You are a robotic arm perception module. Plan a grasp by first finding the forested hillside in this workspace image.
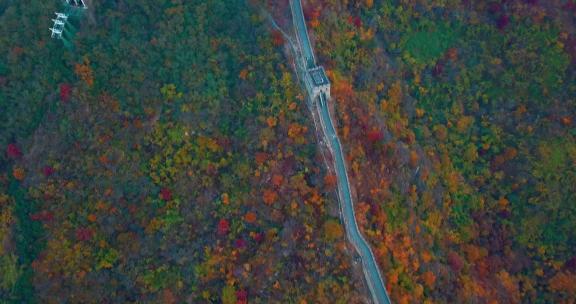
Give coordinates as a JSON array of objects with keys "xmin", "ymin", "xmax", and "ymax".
[
  {"xmin": 0, "ymin": 1, "xmax": 368, "ymax": 303},
  {"xmin": 3, "ymin": 0, "xmax": 575, "ymax": 303},
  {"xmin": 288, "ymin": 0, "xmax": 575, "ymax": 303}
]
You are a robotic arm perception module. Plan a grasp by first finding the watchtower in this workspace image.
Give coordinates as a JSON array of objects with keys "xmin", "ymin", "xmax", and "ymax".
[{"xmin": 304, "ymin": 66, "xmax": 331, "ymax": 101}]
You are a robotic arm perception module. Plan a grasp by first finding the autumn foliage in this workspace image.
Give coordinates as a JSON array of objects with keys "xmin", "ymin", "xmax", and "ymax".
[
  {"xmin": 271, "ymin": 30, "xmax": 284, "ymax": 47},
  {"xmin": 74, "ymin": 57, "xmax": 94, "ymax": 87},
  {"xmin": 244, "ymin": 211, "xmax": 257, "ymax": 224},
  {"xmin": 59, "ymin": 83, "xmax": 72, "ymax": 103},
  {"xmin": 12, "ymin": 167, "xmax": 25, "ymax": 181},
  {"xmin": 160, "ymin": 187, "xmax": 172, "ymax": 201},
  {"xmin": 6, "ymin": 143, "xmax": 22, "ymax": 159},
  {"xmin": 301, "ymin": 0, "xmax": 576, "ymax": 302},
  {"xmin": 2, "ymin": 0, "xmax": 573, "ymax": 303},
  {"xmin": 75, "ymin": 227, "xmax": 94, "ymax": 241},
  {"xmin": 0, "ymin": 0, "xmax": 370, "ymax": 302},
  {"xmin": 217, "ymin": 219, "xmax": 230, "ymax": 236},
  {"xmin": 262, "ymin": 189, "xmax": 278, "ymax": 205}
]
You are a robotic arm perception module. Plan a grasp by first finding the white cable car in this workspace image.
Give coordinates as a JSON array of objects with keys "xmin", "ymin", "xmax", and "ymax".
[{"xmin": 65, "ymin": 0, "xmax": 87, "ymax": 9}]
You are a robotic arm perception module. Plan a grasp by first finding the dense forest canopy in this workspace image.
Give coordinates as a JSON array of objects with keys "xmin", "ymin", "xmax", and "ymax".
[
  {"xmin": 1, "ymin": 0, "xmax": 369, "ymax": 303},
  {"xmin": 1, "ymin": 0, "xmax": 575, "ymax": 303},
  {"xmin": 282, "ymin": 0, "xmax": 574, "ymax": 303}
]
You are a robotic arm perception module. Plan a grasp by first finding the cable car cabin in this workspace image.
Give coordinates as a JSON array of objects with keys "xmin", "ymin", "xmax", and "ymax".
[
  {"xmin": 304, "ymin": 66, "xmax": 330, "ymax": 101},
  {"xmin": 65, "ymin": 0, "xmax": 87, "ymax": 8}
]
